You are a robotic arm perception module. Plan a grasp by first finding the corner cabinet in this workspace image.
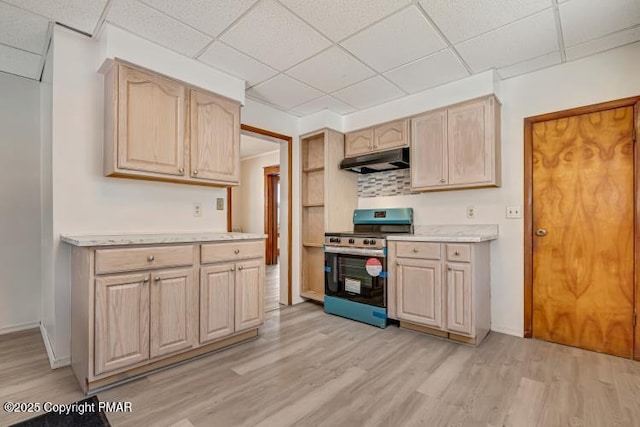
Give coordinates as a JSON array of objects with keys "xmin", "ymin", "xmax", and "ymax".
[
  {"xmin": 300, "ymin": 129, "xmax": 358, "ymax": 302},
  {"xmin": 70, "ymin": 238, "xmax": 265, "ymax": 393},
  {"xmin": 345, "ymin": 119, "xmax": 409, "ymax": 158},
  {"xmin": 411, "ymin": 95, "xmax": 501, "ymax": 191},
  {"xmin": 388, "ymin": 240, "xmax": 491, "ymax": 345},
  {"xmin": 104, "ymin": 61, "xmax": 240, "ymax": 187}
]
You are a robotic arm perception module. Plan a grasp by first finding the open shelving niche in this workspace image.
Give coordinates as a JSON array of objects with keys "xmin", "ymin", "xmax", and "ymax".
[{"xmin": 300, "ymin": 129, "xmax": 358, "ymax": 302}]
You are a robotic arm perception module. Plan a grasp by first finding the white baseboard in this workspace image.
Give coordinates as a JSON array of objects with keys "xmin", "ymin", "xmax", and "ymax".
[
  {"xmin": 491, "ymin": 324, "xmax": 524, "ymax": 337},
  {"xmin": 0, "ymin": 321, "xmax": 40, "ymax": 335},
  {"xmin": 40, "ymin": 323, "xmax": 71, "ymax": 369}
]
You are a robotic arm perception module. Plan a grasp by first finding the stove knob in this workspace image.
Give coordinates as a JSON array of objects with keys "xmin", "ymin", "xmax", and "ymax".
[
  {"xmin": 329, "ymin": 237, "xmax": 336, "ymax": 243},
  {"xmin": 363, "ymin": 239, "xmax": 370, "ymax": 245},
  {"xmin": 349, "ymin": 238, "xmax": 355, "ymax": 244},
  {"xmin": 369, "ymin": 239, "xmax": 376, "ymax": 245}
]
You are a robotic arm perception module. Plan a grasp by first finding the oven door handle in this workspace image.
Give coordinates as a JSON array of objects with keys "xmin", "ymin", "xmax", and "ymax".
[{"xmin": 323, "ymin": 246, "xmax": 386, "ymax": 258}]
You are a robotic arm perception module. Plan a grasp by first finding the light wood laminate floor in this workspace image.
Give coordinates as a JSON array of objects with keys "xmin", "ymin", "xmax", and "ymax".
[{"xmin": 2, "ymin": 303, "xmax": 640, "ymax": 427}]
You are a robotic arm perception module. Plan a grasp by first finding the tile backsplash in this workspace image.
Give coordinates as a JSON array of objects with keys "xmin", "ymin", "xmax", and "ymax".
[{"xmin": 358, "ymin": 169, "xmax": 418, "ymax": 198}]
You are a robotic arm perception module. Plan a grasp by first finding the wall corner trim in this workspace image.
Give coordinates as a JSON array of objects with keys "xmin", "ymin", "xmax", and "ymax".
[{"xmin": 40, "ymin": 323, "xmax": 71, "ymax": 369}]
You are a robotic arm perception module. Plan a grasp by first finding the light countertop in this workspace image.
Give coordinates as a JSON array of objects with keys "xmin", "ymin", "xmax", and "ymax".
[
  {"xmin": 60, "ymin": 232, "xmax": 267, "ymax": 247},
  {"xmin": 387, "ymin": 224, "xmax": 498, "ymax": 243}
]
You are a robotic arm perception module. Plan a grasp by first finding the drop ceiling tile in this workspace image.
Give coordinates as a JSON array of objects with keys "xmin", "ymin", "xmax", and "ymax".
[
  {"xmin": 220, "ymin": 0, "xmax": 331, "ymax": 71},
  {"xmin": 279, "ymin": 0, "xmax": 411, "ymax": 41},
  {"xmin": 419, "ymin": 0, "xmax": 551, "ymax": 44},
  {"xmin": 497, "ymin": 51, "xmax": 561, "ymax": 79},
  {"xmin": 3, "ymin": 0, "xmax": 107, "ymax": 34},
  {"xmin": 341, "ymin": 6, "xmax": 446, "ymax": 72},
  {"xmin": 139, "ymin": 0, "xmax": 257, "ymax": 37},
  {"xmin": 560, "ymin": 0, "xmax": 640, "ymax": 46},
  {"xmin": 332, "ymin": 76, "xmax": 404, "ymax": 110},
  {"xmin": 455, "ymin": 9, "xmax": 558, "ymax": 72},
  {"xmin": 107, "ymin": 0, "xmax": 212, "ymax": 57},
  {"xmin": 291, "ymin": 95, "xmax": 356, "ymax": 116},
  {"xmin": 0, "ymin": 44, "xmax": 41, "ymax": 79},
  {"xmin": 566, "ymin": 26, "xmax": 640, "ymax": 60},
  {"xmin": 286, "ymin": 47, "xmax": 375, "ymax": 93},
  {"xmin": 0, "ymin": 3, "xmax": 49, "ymax": 54},
  {"xmin": 384, "ymin": 49, "xmax": 469, "ymax": 94},
  {"xmin": 246, "ymin": 74, "xmax": 323, "ymax": 110},
  {"xmin": 198, "ymin": 42, "xmax": 278, "ymax": 87}
]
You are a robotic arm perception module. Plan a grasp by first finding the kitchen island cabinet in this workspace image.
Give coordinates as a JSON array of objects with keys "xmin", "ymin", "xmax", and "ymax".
[{"xmin": 62, "ymin": 232, "xmax": 265, "ymax": 393}]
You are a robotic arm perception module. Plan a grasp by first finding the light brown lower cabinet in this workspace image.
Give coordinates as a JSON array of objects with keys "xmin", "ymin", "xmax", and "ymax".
[
  {"xmin": 71, "ymin": 239, "xmax": 265, "ymax": 393},
  {"xmin": 388, "ymin": 240, "xmax": 491, "ymax": 345}
]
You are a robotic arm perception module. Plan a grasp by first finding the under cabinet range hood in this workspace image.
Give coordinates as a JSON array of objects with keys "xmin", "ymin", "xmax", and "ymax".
[{"xmin": 339, "ymin": 147, "xmax": 410, "ymax": 174}]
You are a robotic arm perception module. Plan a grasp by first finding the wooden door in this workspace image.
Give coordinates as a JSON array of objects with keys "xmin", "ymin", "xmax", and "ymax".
[
  {"xmin": 396, "ymin": 258, "xmax": 443, "ymax": 328},
  {"xmin": 190, "ymin": 89, "xmax": 240, "ymax": 183},
  {"xmin": 149, "ymin": 268, "xmax": 197, "ymax": 358},
  {"xmin": 446, "ymin": 262, "xmax": 473, "ymax": 335},
  {"xmin": 117, "ymin": 64, "xmax": 186, "ymax": 176},
  {"xmin": 235, "ymin": 259, "xmax": 265, "ymax": 332},
  {"xmin": 373, "ymin": 120, "xmax": 408, "ymax": 151},
  {"xmin": 95, "ymin": 272, "xmax": 150, "ymax": 375},
  {"xmin": 345, "ymin": 129, "xmax": 373, "ymax": 157},
  {"xmin": 200, "ymin": 264, "xmax": 235, "ymax": 343},
  {"xmin": 411, "ymin": 110, "xmax": 448, "ymax": 189},
  {"xmin": 532, "ymin": 106, "xmax": 635, "ymax": 357},
  {"xmin": 448, "ymin": 97, "xmax": 493, "ymax": 185},
  {"xmin": 264, "ymin": 165, "xmax": 280, "ymax": 265}
]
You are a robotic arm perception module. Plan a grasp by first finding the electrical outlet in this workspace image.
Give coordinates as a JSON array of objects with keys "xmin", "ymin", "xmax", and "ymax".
[
  {"xmin": 193, "ymin": 203, "xmax": 202, "ymax": 217},
  {"xmin": 466, "ymin": 206, "xmax": 476, "ymax": 219},
  {"xmin": 216, "ymin": 198, "xmax": 224, "ymax": 210},
  {"xmin": 506, "ymin": 206, "xmax": 521, "ymax": 219}
]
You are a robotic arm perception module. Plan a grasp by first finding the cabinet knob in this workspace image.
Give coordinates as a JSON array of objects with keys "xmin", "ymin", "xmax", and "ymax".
[
  {"xmin": 439, "ymin": 178, "xmax": 446, "ymax": 183},
  {"xmin": 154, "ymin": 276, "xmax": 161, "ymax": 282},
  {"xmin": 231, "ymin": 267, "xmax": 235, "ymax": 271},
  {"xmin": 454, "ymin": 250, "xmax": 460, "ymax": 256},
  {"xmin": 143, "ymin": 277, "xmax": 149, "ymax": 283},
  {"xmin": 147, "ymin": 255, "xmax": 155, "ymax": 262},
  {"xmin": 238, "ymin": 266, "xmax": 243, "ymax": 271},
  {"xmin": 412, "ymin": 248, "xmax": 418, "ymax": 253},
  {"xmin": 234, "ymin": 249, "xmax": 240, "ymax": 254},
  {"xmin": 193, "ymin": 170, "xmax": 199, "ymax": 175},
  {"xmin": 178, "ymin": 167, "xmax": 184, "ymax": 174}
]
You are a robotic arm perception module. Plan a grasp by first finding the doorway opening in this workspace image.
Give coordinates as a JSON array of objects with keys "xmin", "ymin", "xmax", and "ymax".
[{"xmin": 228, "ymin": 124, "xmax": 293, "ymax": 310}]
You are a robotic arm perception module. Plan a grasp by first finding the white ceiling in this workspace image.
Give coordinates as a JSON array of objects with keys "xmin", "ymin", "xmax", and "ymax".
[
  {"xmin": 240, "ymin": 133, "xmax": 280, "ymax": 160},
  {"xmin": 1, "ymin": 0, "xmax": 639, "ymax": 114}
]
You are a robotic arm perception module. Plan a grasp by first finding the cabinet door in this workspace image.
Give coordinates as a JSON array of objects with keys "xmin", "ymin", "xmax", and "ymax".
[
  {"xmin": 373, "ymin": 120, "xmax": 408, "ymax": 151},
  {"xmin": 200, "ymin": 263, "xmax": 235, "ymax": 343},
  {"xmin": 447, "ymin": 98, "xmax": 494, "ymax": 185},
  {"xmin": 396, "ymin": 258, "xmax": 443, "ymax": 328},
  {"xmin": 117, "ymin": 64, "xmax": 186, "ymax": 176},
  {"xmin": 95, "ymin": 272, "xmax": 150, "ymax": 375},
  {"xmin": 345, "ymin": 129, "xmax": 373, "ymax": 157},
  {"xmin": 190, "ymin": 89, "xmax": 240, "ymax": 183},
  {"xmin": 446, "ymin": 262, "xmax": 473, "ymax": 335},
  {"xmin": 411, "ymin": 110, "xmax": 448, "ymax": 189},
  {"xmin": 235, "ymin": 259, "xmax": 265, "ymax": 332},
  {"xmin": 150, "ymin": 268, "xmax": 198, "ymax": 358}
]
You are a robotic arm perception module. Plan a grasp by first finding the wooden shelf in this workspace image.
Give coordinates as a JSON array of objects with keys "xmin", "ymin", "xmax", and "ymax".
[
  {"xmin": 303, "ymin": 243, "xmax": 324, "ymax": 248},
  {"xmin": 300, "ymin": 290, "xmax": 324, "ymax": 303},
  {"xmin": 303, "ymin": 166, "xmax": 325, "ymax": 173}
]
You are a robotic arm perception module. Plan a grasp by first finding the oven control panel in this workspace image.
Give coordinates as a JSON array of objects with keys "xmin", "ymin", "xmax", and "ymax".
[{"xmin": 324, "ymin": 236, "xmax": 385, "ymax": 250}]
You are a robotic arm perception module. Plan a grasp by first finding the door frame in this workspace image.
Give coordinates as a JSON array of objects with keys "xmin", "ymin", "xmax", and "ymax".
[
  {"xmin": 264, "ymin": 165, "xmax": 280, "ymax": 265},
  {"xmin": 523, "ymin": 95, "xmax": 640, "ymax": 359},
  {"xmin": 227, "ymin": 124, "xmax": 293, "ymax": 305}
]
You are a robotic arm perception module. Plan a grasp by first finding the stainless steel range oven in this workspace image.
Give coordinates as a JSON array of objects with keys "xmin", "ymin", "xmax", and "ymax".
[{"xmin": 324, "ymin": 208, "xmax": 413, "ymax": 328}]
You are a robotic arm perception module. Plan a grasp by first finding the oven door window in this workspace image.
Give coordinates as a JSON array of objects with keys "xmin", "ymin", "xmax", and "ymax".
[{"xmin": 325, "ymin": 252, "xmax": 386, "ymax": 307}]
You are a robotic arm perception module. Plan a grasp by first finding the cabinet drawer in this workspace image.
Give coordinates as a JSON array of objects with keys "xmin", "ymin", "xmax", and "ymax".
[
  {"xmin": 95, "ymin": 245, "xmax": 195, "ymax": 275},
  {"xmin": 446, "ymin": 244, "xmax": 471, "ymax": 262},
  {"xmin": 395, "ymin": 242, "xmax": 441, "ymax": 260},
  {"xmin": 201, "ymin": 241, "xmax": 264, "ymax": 264}
]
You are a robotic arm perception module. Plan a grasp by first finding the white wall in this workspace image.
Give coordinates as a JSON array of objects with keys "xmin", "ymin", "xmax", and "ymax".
[
  {"xmin": 0, "ymin": 72, "xmax": 42, "ymax": 334},
  {"xmin": 233, "ymin": 151, "xmax": 281, "ymax": 234},
  {"xmin": 357, "ymin": 42, "xmax": 640, "ymax": 336}
]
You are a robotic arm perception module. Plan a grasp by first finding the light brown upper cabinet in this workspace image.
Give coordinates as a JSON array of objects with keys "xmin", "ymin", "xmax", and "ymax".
[
  {"xmin": 104, "ymin": 61, "xmax": 241, "ymax": 187},
  {"xmin": 411, "ymin": 95, "xmax": 501, "ymax": 191},
  {"xmin": 344, "ymin": 119, "xmax": 409, "ymax": 158}
]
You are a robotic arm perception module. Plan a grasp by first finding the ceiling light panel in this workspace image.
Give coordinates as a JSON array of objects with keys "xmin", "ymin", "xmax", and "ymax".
[
  {"xmin": 384, "ymin": 49, "xmax": 469, "ymax": 94},
  {"xmin": 419, "ymin": 0, "xmax": 551, "ymax": 44},
  {"xmin": 0, "ymin": 2, "xmax": 49, "ymax": 54},
  {"xmin": 246, "ymin": 74, "xmax": 323, "ymax": 110},
  {"xmin": 2, "ymin": 0, "xmax": 107, "ymax": 34},
  {"xmin": 107, "ymin": 0, "xmax": 212, "ymax": 57},
  {"xmin": 455, "ymin": 9, "xmax": 558, "ymax": 72},
  {"xmin": 221, "ymin": 0, "xmax": 331, "ymax": 71},
  {"xmin": 341, "ymin": 6, "xmax": 446, "ymax": 72},
  {"xmin": 199, "ymin": 42, "xmax": 278, "ymax": 87},
  {"xmin": 279, "ymin": 0, "xmax": 411, "ymax": 42},
  {"xmin": 286, "ymin": 47, "xmax": 375, "ymax": 93},
  {"xmin": 139, "ymin": 0, "xmax": 258, "ymax": 37}
]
